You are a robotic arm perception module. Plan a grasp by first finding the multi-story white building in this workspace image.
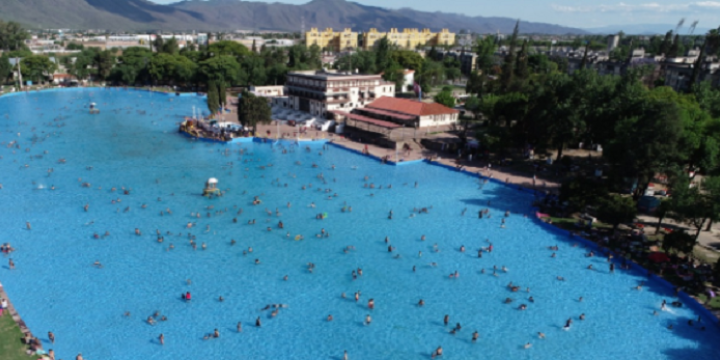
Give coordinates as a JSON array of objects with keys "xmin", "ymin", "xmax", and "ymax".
[{"xmin": 282, "ymin": 69, "xmax": 395, "ymax": 118}]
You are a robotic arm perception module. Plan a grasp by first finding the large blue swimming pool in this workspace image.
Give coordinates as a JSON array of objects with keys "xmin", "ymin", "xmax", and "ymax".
[{"xmin": 0, "ymin": 88, "xmax": 718, "ymax": 360}]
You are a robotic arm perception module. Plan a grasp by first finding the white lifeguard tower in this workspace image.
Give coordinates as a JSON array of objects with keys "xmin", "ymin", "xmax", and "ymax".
[{"xmin": 203, "ymin": 177, "xmax": 220, "ymax": 197}]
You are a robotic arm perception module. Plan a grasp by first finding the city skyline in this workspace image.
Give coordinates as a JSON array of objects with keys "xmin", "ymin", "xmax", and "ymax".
[{"xmin": 148, "ymin": 0, "xmax": 720, "ymax": 29}]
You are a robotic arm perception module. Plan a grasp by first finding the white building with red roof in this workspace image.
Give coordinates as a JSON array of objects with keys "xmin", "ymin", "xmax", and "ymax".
[
  {"xmin": 330, "ymin": 96, "xmax": 459, "ymax": 142},
  {"xmin": 360, "ymin": 96, "xmax": 459, "ymax": 128}
]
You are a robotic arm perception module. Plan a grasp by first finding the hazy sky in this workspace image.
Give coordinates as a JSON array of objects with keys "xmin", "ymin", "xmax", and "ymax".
[{"xmin": 148, "ymin": 0, "xmax": 720, "ymax": 29}]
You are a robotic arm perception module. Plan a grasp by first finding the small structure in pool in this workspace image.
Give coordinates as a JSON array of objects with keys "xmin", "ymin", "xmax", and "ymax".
[
  {"xmin": 89, "ymin": 102, "xmax": 100, "ymax": 114},
  {"xmin": 203, "ymin": 178, "xmax": 221, "ymax": 197}
]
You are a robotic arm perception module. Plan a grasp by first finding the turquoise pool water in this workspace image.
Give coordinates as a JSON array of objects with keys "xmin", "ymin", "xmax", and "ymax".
[{"xmin": 0, "ymin": 89, "xmax": 718, "ymax": 360}]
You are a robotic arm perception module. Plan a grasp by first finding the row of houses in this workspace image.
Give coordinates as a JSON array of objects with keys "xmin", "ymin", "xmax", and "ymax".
[
  {"xmin": 304, "ymin": 28, "xmax": 456, "ymax": 51},
  {"xmin": 548, "ymin": 46, "xmax": 720, "ymax": 92}
]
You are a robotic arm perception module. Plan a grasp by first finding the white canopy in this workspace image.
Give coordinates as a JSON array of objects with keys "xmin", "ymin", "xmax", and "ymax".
[{"xmin": 207, "ymin": 178, "xmax": 218, "ymax": 184}]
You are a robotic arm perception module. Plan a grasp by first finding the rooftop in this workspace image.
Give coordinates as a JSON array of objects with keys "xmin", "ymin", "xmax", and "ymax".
[
  {"xmin": 367, "ymin": 96, "xmax": 459, "ymax": 117},
  {"xmin": 288, "ymin": 69, "xmax": 382, "ymax": 80}
]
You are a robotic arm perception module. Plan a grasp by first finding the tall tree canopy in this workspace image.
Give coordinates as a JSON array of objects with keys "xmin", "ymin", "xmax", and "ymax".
[{"xmin": 237, "ymin": 90, "xmax": 272, "ymax": 134}]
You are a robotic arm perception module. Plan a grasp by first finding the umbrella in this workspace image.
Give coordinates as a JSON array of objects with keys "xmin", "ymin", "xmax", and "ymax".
[{"xmin": 648, "ymin": 252, "xmax": 670, "ymax": 263}]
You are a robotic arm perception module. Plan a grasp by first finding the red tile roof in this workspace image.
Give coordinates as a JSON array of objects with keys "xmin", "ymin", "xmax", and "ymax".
[
  {"xmin": 358, "ymin": 107, "xmax": 416, "ymax": 121},
  {"xmin": 367, "ymin": 96, "xmax": 459, "ymax": 117}
]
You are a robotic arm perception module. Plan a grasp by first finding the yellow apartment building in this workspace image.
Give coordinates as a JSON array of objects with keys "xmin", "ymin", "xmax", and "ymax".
[
  {"xmin": 362, "ymin": 28, "xmax": 455, "ymax": 50},
  {"xmin": 305, "ymin": 28, "xmax": 358, "ymax": 50}
]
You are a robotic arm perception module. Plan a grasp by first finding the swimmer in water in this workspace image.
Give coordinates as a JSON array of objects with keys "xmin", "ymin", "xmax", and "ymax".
[
  {"xmin": 538, "ymin": 332, "xmax": 545, "ymax": 339},
  {"xmin": 431, "ymin": 346, "xmax": 442, "ymax": 359}
]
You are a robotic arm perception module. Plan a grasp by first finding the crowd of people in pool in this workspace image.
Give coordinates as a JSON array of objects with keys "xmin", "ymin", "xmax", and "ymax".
[{"xmin": 0, "ymin": 97, "xmax": 715, "ymax": 360}]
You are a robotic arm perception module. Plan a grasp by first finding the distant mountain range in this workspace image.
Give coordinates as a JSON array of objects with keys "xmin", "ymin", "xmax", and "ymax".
[
  {"xmin": 0, "ymin": 0, "xmax": 586, "ymax": 34},
  {"xmin": 586, "ymin": 24, "xmax": 711, "ymax": 36}
]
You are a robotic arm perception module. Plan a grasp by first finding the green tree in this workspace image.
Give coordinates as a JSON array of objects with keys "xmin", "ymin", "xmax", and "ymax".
[
  {"xmin": 460, "ymin": 96, "xmax": 481, "ymax": 143},
  {"xmin": 66, "ymin": 43, "xmax": 84, "ymax": 51},
  {"xmin": 693, "ymin": 81, "xmax": 720, "ymax": 118},
  {"xmin": 112, "ymin": 47, "xmax": 153, "ymax": 85},
  {"xmin": 375, "ymin": 37, "xmax": 392, "ymax": 73},
  {"xmin": 161, "ymin": 37, "xmax": 179, "ymax": 55},
  {"xmin": 500, "ymin": 20, "xmax": 520, "ymax": 92},
  {"xmin": 0, "ymin": 20, "xmax": 29, "ymax": 51},
  {"xmin": 240, "ymin": 54, "xmax": 267, "ymax": 86},
  {"xmin": 529, "ymin": 71, "xmax": 578, "ymax": 160},
  {"xmin": 391, "ymin": 50, "xmax": 424, "ymax": 71},
  {"xmin": 148, "ymin": 53, "xmax": 176, "ymax": 84},
  {"xmin": 307, "ymin": 44, "xmax": 322, "ymax": 69},
  {"xmin": 173, "ymin": 55, "xmax": 197, "ymax": 85},
  {"xmin": 559, "ymin": 177, "xmax": 608, "ymax": 212},
  {"xmin": 445, "ymin": 66, "xmax": 462, "ymax": 82},
  {"xmin": 654, "ymin": 199, "xmax": 672, "ymax": 234},
  {"xmin": 662, "ymin": 231, "xmax": 696, "ymax": 255},
  {"xmin": 93, "ymin": 50, "xmax": 116, "ymax": 81},
  {"xmin": 152, "ymin": 36, "xmax": 164, "ymax": 53},
  {"xmin": 207, "ymin": 40, "xmax": 251, "ymax": 60},
  {"xmin": 0, "ymin": 53, "xmax": 13, "ymax": 83},
  {"xmin": 466, "ymin": 71, "xmax": 485, "ymax": 97},
  {"xmin": 218, "ymin": 81, "xmax": 226, "ymax": 108},
  {"xmin": 669, "ymin": 177, "xmax": 709, "ymax": 240},
  {"xmin": 333, "ymin": 51, "xmax": 376, "ymax": 73},
  {"xmin": 62, "ymin": 49, "xmax": 95, "ymax": 81},
  {"xmin": 595, "ymin": 195, "xmax": 637, "ymax": 232},
  {"xmin": 474, "ymin": 36, "xmax": 497, "ymax": 74},
  {"xmin": 514, "ymin": 39, "xmax": 529, "ymax": 82},
  {"xmin": 701, "ymin": 176, "xmax": 720, "ymax": 232},
  {"xmin": 199, "ymin": 55, "xmax": 240, "ymax": 85},
  {"xmin": 237, "ymin": 90, "xmax": 272, "ymax": 134},
  {"xmin": 381, "ymin": 62, "xmax": 405, "ymax": 92},
  {"xmin": 434, "ymin": 89, "xmax": 455, "ymax": 108},
  {"xmin": 603, "ymin": 96, "xmax": 683, "ymax": 199},
  {"xmin": 418, "ymin": 59, "xmax": 445, "ymax": 91},
  {"xmin": 691, "ymin": 29, "xmax": 720, "ymax": 89},
  {"xmin": 207, "ymin": 80, "xmax": 220, "ymax": 114},
  {"xmin": 667, "ymin": 34, "xmax": 680, "ymax": 58},
  {"xmin": 19, "ymin": 55, "xmax": 57, "ymax": 83}
]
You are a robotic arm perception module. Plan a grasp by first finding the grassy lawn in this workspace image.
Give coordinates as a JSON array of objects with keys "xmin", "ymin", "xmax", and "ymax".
[
  {"xmin": 695, "ymin": 293, "xmax": 720, "ymax": 310},
  {"xmin": 0, "ymin": 313, "xmax": 29, "ymax": 360},
  {"xmin": 548, "ymin": 217, "xmax": 614, "ymax": 232},
  {"xmin": 548, "ymin": 217, "xmax": 577, "ymax": 231}
]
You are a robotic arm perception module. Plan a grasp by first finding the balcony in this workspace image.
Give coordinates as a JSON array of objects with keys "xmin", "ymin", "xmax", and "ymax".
[{"xmin": 326, "ymin": 97, "xmax": 349, "ymax": 104}]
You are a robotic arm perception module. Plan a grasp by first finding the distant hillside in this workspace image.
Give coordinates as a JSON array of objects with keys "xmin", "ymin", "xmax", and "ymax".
[
  {"xmin": 0, "ymin": 0, "xmax": 209, "ymax": 30},
  {"xmin": 0, "ymin": 0, "xmax": 587, "ymax": 34}
]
